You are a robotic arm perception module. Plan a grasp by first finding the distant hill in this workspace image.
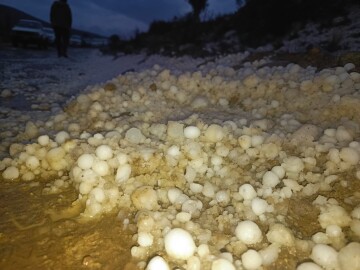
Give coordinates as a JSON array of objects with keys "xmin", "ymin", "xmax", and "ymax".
[{"xmin": 0, "ymin": 4, "xmax": 105, "ymax": 41}]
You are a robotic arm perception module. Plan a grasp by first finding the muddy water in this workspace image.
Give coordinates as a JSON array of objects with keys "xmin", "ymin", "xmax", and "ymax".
[{"xmin": 0, "ymin": 181, "xmax": 138, "ymax": 270}]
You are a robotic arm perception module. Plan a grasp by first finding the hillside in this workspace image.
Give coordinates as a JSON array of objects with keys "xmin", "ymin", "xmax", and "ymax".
[{"xmin": 0, "ymin": 4, "xmax": 105, "ymax": 42}]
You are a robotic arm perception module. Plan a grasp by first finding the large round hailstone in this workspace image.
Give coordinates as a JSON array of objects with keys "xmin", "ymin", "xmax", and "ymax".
[
  {"xmin": 131, "ymin": 186, "xmax": 159, "ymax": 211},
  {"xmin": 77, "ymin": 154, "xmax": 94, "ymax": 170},
  {"xmin": 262, "ymin": 171, "xmax": 280, "ymax": 187},
  {"xmin": 310, "ymin": 244, "xmax": 339, "ymax": 270},
  {"xmin": 2, "ymin": 166, "xmax": 19, "ymax": 180},
  {"xmin": 204, "ymin": 124, "xmax": 224, "ymax": 143},
  {"xmin": 235, "ymin": 220, "xmax": 263, "ymax": 245},
  {"xmin": 92, "ymin": 160, "xmax": 110, "ymax": 176},
  {"xmin": 25, "ymin": 156, "xmax": 40, "ymax": 170},
  {"xmin": 212, "ymin": 258, "xmax": 236, "ymax": 270},
  {"xmin": 125, "ymin": 127, "xmax": 146, "ymax": 144},
  {"xmin": 184, "ymin": 126, "xmax": 201, "ymax": 139},
  {"xmin": 282, "ymin": 156, "xmax": 304, "ymax": 173},
  {"xmin": 146, "ymin": 256, "xmax": 170, "ymax": 270},
  {"xmin": 95, "ymin": 145, "xmax": 113, "ymax": 160},
  {"xmin": 91, "ymin": 187, "xmax": 106, "ymax": 203},
  {"xmin": 296, "ymin": 262, "xmax": 323, "ymax": 270},
  {"xmin": 239, "ymin": 184, "xmax": 257, "ymax": 200},
  {"xmin": 241, "ymin": 249, "xmax": 263, "ymax": 270},
  {"xmin": 137, "ymin": 232, "xmax": 154, "ymax": 247},
  {"xmin": 115, "ymin": 164, "xmax": 131, "ymax": 184},
  {"xmin": 164, "ymin": 228, "xmax": 196, "ymax": 260},
  {"xmin": 339, "ymin": 147, "xmax": 359, "ymax": 165},
  {"xmin": 251, "ymin": 197, "xmax": 269, "ymax": 216},
  {"xmin": 338, "ymin": 242, "xmax": 360, "ymax": 270}
]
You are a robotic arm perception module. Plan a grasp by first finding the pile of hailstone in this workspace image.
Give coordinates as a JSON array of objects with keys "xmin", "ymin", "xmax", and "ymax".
[{"xmin": 1, "ymin": 52, "xmax": 360, "ymax": 269}]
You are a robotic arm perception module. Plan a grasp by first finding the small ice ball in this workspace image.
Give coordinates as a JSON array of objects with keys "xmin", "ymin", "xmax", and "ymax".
[
  {"xmin": 339, "ymin": 147, "xmax": 359, "ymax": 165},
  {"xmin": 215, "ymin": 190, "xmax": 230, "ymax": 204},
  {"xmin": 138, "ymin": 232, "xmax": 154, "ymax": 247},
  {"xmin": 164, "ymin": 228, "xmax": 196, "ymax": 260},
  {"xmin": 326, "ymin": 224, "xmax": 342, "ymax": 238},
  {"xmin": 204, "ymin": 124, "xmax": 224, "ymax": 143},
  {"xmin": 38, "ymin": 135, "xmax": 50, "ymax": 146},
  {"xmin": 262, "ymin": 171, "xmax": 280, "ymax": 187},
  {"xmin": 241, "ymin": 249, "xmax": 262, "ymax": 270},
  {"xmin": 239, "ymin": 183, "xmax": 257, "ymax": 200},
  {"xmin": 168, "ymin": 188, "xmax": 183, "ymax": 204},
  {"xmin": 2, "ymin": 166, "xmax": 19, "ymax": 180},
  {"xmin": 311, "ymin": 244, "xmax": 339, "ymax": 269},
  {"xmin": 272, "ymin": 165, "xmax": 285, "ymax": 179},
  {"xmin": 25, "ymin": 156, "xmax": 40, "ymax": 170},
  {"xmin": 259, "ymin": 243, "xmax": 280, "ymax": 266},
  {"xmin": 351, "ymin": 206, "xmax": 360, "ymax": 219},
  {"xmin": 239, "ymin": 135, "xmax": 252, "ymax": 149},
  {"xmin": 131, "ymin": 186, "xmax": 159, "ymax": 211},
  {"xmin": 336, "ymin": 126, "xmax": 353, "ymax": 142},
  {"xmin": 91, "ymin": 187, "xmax": 106, "ymax": 203},
  {"xmin": 235, "ymin": 220, "xmax": 263, "ymax": 245},
  {"xmin": 282, "ymin": 156, "xmax": 304, "ymax": 173},
  {"xmin": 251, "ymin": 197, "xmax": 269, "ymax": 216},
  {"xmin": 146, "ymin": 256, "xmax": 170, "ymax": 270},
  {"xmin": 95, "ymin": 145, "xmax": 113, "ymax": 160},
  {"xmin": 77, "ymin": 154, "xmax": 94, "ymax": 170},
  {"xmin": 115, "ymin": 164, "xmax": 131, "ymax": 184},
  {"xmin": 251, "ymin": 135, "xmax": 264, "ymax": 147},
  {"xmin": 211, "ymin": 155, "xmax": 223, "ymax": 166},
  {"xmin": 167, "ymin": 145, "xmax": 181, "ymax": 157},
  {"xmin": 296, "ymin": 262, "xmax": 323, "ymax": 270},
  {"xmin": 184, "ymin": 126, "xmax": 201, "ymax": 139},
  {"xmin": 125, "ymin": 127, "xmax": 146, "ymax": 144},
  {"xmin": 55, "ymin": 131, "xmax": 70, "ymax": 144},
  {"xmin": 211, "ymin": 258, "xmax": 235, "ymax": 270},
  {"xmin": 338, "ymin": 242, "xmax": 360, "ymax": 270},
  {"xmin": 92, "ymin": 160, "xmax": 110, "ymax": 176},
  {"xmin": 79, "ymin": 182, "xmax": 92, "ymax": 195}
]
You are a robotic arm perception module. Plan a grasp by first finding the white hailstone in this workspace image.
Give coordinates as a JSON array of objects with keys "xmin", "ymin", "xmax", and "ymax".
[
  {"xmin": 184, "ymin": 126, "xmax": 201, "ymax": 139},
  {"xmin": 211, "ymin": 155, "xmax": 223, "ymax": 166},
  {"xmin": 146, "ymin": 256, "xmax": 170, "ymax": 270},
  {"xmin": 204, "ymin": 124, "xmax": 224, "ymax": 143},
  {"xmin": 55, "ymin": 131, "xmax": 70, "ymax": 144},
  {"xmin": 77, "ymin": 154, "xmax": 94, "ymax": 170},
  {"xmin": 215, "ymin": 190, "xmax": 230, "ymax": 204},
  {"xmin": 352, "ymin": 206, "xmax": 360, "ymax": 219},
  {"xmin": 138, "ymin": 232, "xmax": 154, "ymax": 247},
  {"xmin": 318, "ymin": 205, "xmax": 351, "ymax": 228},
  {"xmin": 167, "ymin": 145, "xmax": 181, "ymax": 157},
  {"xmin": 95, "ymin": 145, "xmax": 113, "ymax": 160},
  {"xmin": 296, "ymin": 262, "xmax": 323, "ymax": 270},
  {"xmin": 202, "ymin": 182, "xmax": 215, "ymax": 198},
  {"xmin": 2, "ymin": 166, "xmax": 20, "ymax": 180},
  {"xmin": 91, "ymin": 187, "xmax": 106, "ymax": 203},
  {"xmin": 92, "ymin": 160, "xmax": 110, "ymax": 176},
  {"xmin": 251, "ymin": 197, "xmax": 269, "ymax": 216},
  {"xmin": 176, "ymin": 212, "xmax": 191, "ymax": 223},
  {"xmin": 271, "ymin": 165, "xmax": 285, "ymax": 179},
  {"xmin": 339, "ymin": 147, "xmax": 359, "ymax": 165},
  {"xmin": 311, "ymin": 244, "xmax": 339, "ymax": 270},
  {"xmin": 326, "ymin": 224, "xmax": 342, "ymax": 238},
  {"xmin": 335, "ymin": 126, "xmax": 353, "ymax": 142},
  {"xmin": 241, "ymin": 249, "xmax": 263, "ymax": 270},
  {"xmin": 211, "ymin": 258, "xmax": 235, "ymax": 270},
  {"xmin": 79, "ymin": 182, "xmax": 93, "ymax": 195},
  {"xmin": 262, "ymin": 171, "xmax": 280, "ymax": 187},
  {"xmin": 25, "ymin": 156, "xmax": 40, "ymax": 170},
  {"xmin": 187, "ymin": 256, "xmax": 201, "ymax": 270},
  {"xmin": 164, "ymin": 228, "xmax": 196, "ymax": 260},
  {"xmin": 251, "ymin": 135, "xmax": 264, "ymax": 147},
  {"xmin": 125, "ymin": 127, "xmax": 146, "ymax": 144},
  {"xmin": 38, "ymin": 135, "xmax": 50, "ymax": 146},
  {"xmin": 197, "ymin": 244, "xmax": 210, "ymax": 257},
  {"xmin": 259, "ymin": 243, "xmax": 280, "ymax": 266},
  {"xmin": 115, "ymin": 164, "xmax": 131, "ymax": 184},
  {"xmin": 239, "ymin": 184, "xmax": 257, "ymax": 200},
  {"xmin": 182, "ymin": 199, "xmax": 202, "ymax": 215},
  {"xmin": 191, "ymin": 96, "xmax": 209, "ymax": 109},
  {"xmin": 344, "ymin": 63, "xmax": 355, "ymax": 71},
  {"xmin": 239, "ymin": 135, "xmax": 252, "ymax": 149},
  {"xmin": 282, "ymin": 156, "xmax": 304, "ymax": 173},
  {"xmin": 338, "ymin": 242, "xmax": 360, "ymax": 270},
  {"xmin": 131, "ymin": 186, "xmax": 159, "ymax": 211},
  {"xmin": 190, "ymin": 183, "xmax": 203, "ymax": 193},
  {"xmin": 266, "ymin": 223, "xmax": 295, "ymax": 246},
  {"xmin": 235, "ymin": 220, "xmax": 263, "ymax": 245},
  {"xmin": 168, "ymin": 188, "xmax": 183, "ymax": 204}
]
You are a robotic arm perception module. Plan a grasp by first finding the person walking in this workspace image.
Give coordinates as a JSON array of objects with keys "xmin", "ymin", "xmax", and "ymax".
[{"xmin": 50, "ymin": 0, "xmax": 72, "ymax": 57}]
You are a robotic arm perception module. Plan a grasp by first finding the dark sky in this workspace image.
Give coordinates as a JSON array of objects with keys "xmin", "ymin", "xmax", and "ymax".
[{"xmin": 0, "ymin": 0, "xmax": 238, "ymax": 37}]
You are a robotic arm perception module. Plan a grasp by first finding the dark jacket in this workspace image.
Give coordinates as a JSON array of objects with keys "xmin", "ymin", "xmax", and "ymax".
[{"xmin": 50, "ymin": 0, "xmax": 72, "ymax": 28}]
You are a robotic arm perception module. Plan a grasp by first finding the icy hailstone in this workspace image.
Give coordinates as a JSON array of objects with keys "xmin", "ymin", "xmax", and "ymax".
[
  {"xmin": 95, "ymin": 145, "xmax": 113, "ymax": 160},
  {"xmin": 146, "ymin": 256, "xmax": 170, "ymax": 270},
  {"xmin": 164, "ymin": 228, "xmax": 196, "ymax": 260},
  {"xmin": 235, "ymin": 220, "xmax": 263, "ymax": 245},
  {"xmin": 184, "ymin": 126, "xmax": 201, "ymax": 139},
  {"xmin": 211, "ymin": 258, "xmax": 235, "ymax": 270},
  {"xmin": 77, "ymin": 154, "xmax": 94, "ymax": 170}
]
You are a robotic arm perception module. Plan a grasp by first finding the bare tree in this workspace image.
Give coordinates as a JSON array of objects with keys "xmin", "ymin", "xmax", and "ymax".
[{"xmin": 187, "ymin": 0, "xmax": 208, "ymax": 20}]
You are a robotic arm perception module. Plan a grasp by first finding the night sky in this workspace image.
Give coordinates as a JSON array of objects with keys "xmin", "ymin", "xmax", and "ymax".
[{"xmin": 0, "ymin": 0, "xmax": 238, "ymax": 37}]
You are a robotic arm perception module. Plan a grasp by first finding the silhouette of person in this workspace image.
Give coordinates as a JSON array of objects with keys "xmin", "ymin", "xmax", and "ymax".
[{"xmin": 50, "ymin": 0, "xmax": 72, "ymax": 57}]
